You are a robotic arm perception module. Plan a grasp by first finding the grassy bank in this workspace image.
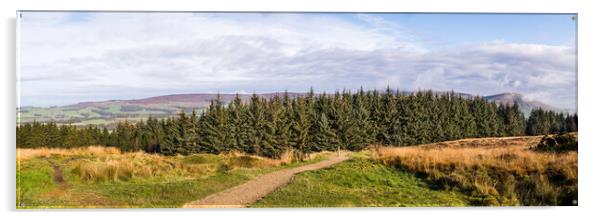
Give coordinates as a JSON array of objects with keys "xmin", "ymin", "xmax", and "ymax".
[
  {"xmin": 254, "ymin": 135, "xmax": 577, "ymax": 207},
  {"xmin": 17, "ymin": 135, "xmax": 578, "ymax": 208},
  {"xmin": 17, "ymin": 147, "xmax": 329, "ymax": 208},
  {"xmin": 373, "ymin": 135, "xmax": 578, "ymax": 206},
  {"xmin": 253, "ymin": 155, "xmax": 472, "ymax": 207}
]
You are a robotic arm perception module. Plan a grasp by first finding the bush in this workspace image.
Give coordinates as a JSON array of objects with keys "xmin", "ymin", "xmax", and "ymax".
[{"xmin": 532, "ymin": 133, "xmax": 577, "ymax": 153}]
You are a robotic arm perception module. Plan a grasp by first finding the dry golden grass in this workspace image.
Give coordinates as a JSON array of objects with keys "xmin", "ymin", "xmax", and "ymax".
[
  {"xmin": 222, "ymin": 150, "xmax": 330, "ymax": 169},
  {"xmin": 374, "ymin": 145, "xmax": 577, "ymax": 181},
  {"xmin": 17, "ymin": 146, "xmax": 120, "ymax": 161},
  {"xmin": 402, "ymin": 135, "xmax": 543, "ymax": 150},
  {"xmin": 222, "ymin": 151, "xmax": 290, "ymax": 168},
  {"xmin": 372, "ymin": 135, "xmax": 578, "ymax": 206},
  {"xmin": 18, "ymin": 147, "xmax": 327, "ymax": 183}
]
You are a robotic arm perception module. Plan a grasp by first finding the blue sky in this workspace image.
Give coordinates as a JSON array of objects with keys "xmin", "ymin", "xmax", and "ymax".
[
  {"xmin": 325, "ymin": 13, "xmax": 575, "ymax": 46},
  {"xmin": 18, "ymin": 12, "xmax": 577, "ymax": 111}
]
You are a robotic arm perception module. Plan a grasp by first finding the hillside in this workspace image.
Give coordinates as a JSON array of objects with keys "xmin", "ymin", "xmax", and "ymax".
[
  {"xmin": 254, "ymin": 134, "xmax": 577, "ymax": 207},
  {"xmin": 16, "ymin": 93, "xmax": 305, "ymax": 127},
  {"xmin": 484, "ymin": 93, "xmax": 562, "ymax": 116},
  {"xmin": 17, "ymin": 91, "xmax": 561, "ymax": 127}
]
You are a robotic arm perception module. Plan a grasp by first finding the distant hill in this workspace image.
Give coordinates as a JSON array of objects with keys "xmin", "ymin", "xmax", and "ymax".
[
  {"xmin": 17, "ymin": 91, "xmax": 563, "ymax": 127},
  {"xmin": 483, "ymin": 93, "xmax": 563, "ymax": 116},
  {"xmin": 67, "ymin": 92, "xmax": 306, "ymax": 109}
]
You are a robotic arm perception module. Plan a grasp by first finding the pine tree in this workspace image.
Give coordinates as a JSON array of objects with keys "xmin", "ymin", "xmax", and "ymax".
[
  {"xmin": 244, "ymin": 94, "xmax": 267, "ymax": 154},
  {"xmin": 527, "ymin": 109, "xmax": 550, "ymax": 135},
  {"xmin": 198, "ymin": 101, "xmax": 225, "ymax": 154},
  {"xmin": 116, "ymin": 121, "xmax": 134, "ymax": 152},
  {"xmin": 160, "ymin": 118, "xmax": 179, "ymax": 155},
  {"xmin": 333, "ymin": 92, "xmax": 363, "ymax": 151},
  {"xmin": 374, "ymin": 88, "xmax": 400, "ymax": 145},
  {"xmin": 261, "ymin": 96, "xmax": 287, "ymax": 158},
  {"xmin": 145, "ymin": 117, "xmax": 164, "ymax": 153},
  {"xmin": 227, "ymin": 94, "xmax": 247, "ymax": 152},
  {"xmin": 311, "ymin": 113, "xmax": 340, "ymax": 152},
  {"xmin": 276, "ymin": 92, "xmax": 294, "ymax": 154},
  {"xmin": 17, "ymin": 87, "xmax": 576, "ymax": 156},
  {"xmin": 291, "ymin": 97, "xmax": 311, "ymax": 158}
]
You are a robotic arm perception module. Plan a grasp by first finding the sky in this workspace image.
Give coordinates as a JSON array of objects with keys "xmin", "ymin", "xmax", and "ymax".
[{"xmin": 18, "ymin": 12, "xmax": 577, "ymax": 112}]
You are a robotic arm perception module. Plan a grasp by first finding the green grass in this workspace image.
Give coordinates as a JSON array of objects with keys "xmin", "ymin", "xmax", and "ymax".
[
  {"xmin": 16, "ymin": 151, "xmax": 330, "ymax": 208},
  {"xmin": 16, "ymin": 159, "xmax": 56, "ymax": 208},
  {"xmin": 252, "ymin": 158, "xmax": 472, "ymax": 207},
  {"xmin": 105, "ymin": 105, "xmax": 122, "ymax": 114},
  {"xmin": 31, "ymin": 172, "xmax": 251, "ymax": 208},
  {"xmin": 73, "ymin": 119, "xmax": 113, "ymax": 125}
]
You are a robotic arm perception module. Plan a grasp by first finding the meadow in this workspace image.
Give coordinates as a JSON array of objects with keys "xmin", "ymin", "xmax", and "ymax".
[
  {"xmin": 16, "ymin": 147, "xmax": 329, "ymax": 208},
  {"xmin": 254, "ymin": 134, "xmax": 578, "ymax": 207},
  {"xmin": 253, "ymin": 154, "xmax": 472, "ymax": 207},
  {"xmin": 17, "ymin": 134, "xmax": 577, "ymax": 208}
]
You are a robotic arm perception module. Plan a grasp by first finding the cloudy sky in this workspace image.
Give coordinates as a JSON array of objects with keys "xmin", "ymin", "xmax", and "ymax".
[{"xmin": 18, "ymin": 12, "xmax": 577, "ymax": 111}]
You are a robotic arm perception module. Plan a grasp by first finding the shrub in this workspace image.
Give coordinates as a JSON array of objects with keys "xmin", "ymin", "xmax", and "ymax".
[{"xmin": 532, "ymin": 133, "xmax": 577, "ymax": 153}]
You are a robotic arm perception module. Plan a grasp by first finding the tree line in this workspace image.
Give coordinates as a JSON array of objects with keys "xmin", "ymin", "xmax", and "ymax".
[{"xmin": 17, "ymin": 89, "xmax": 578, "ymax": 158}]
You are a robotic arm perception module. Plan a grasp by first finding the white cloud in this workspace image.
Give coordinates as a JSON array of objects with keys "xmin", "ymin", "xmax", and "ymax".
[{"xmin": 18, "ymin": 12, "xmax": 577, "ymax": 112}]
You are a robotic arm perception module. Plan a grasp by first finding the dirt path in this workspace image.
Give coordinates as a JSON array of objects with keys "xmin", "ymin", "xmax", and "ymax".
[
  {"xmin": 183, "ymin": 153, "xmax": 350, "ymax": 208},
  {"xmin": 46, "ymin": 159, "xmax": 66, "ymax": 184}
]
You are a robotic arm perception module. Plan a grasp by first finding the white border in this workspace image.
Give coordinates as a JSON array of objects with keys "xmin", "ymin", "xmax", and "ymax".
[{"xmin": 2, "ymin": 1, "xmax": 601, "ymax": 220}]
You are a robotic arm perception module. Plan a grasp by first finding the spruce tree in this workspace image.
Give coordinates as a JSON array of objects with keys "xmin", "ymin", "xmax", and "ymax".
[
  {"xmin": 198, "ymin": 99, "xmax": 231, "ymax": 154},
  {"xmin": 291, "ymin": 97, "xmax": 311, "ymax": 158},
  {"xmin": 311, "ymin": 113, "xmax": 340, "ymax": 152}
]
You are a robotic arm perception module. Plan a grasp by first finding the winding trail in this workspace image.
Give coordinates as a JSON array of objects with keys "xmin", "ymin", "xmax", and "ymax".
[{"xmin": 183, "ymin": 153, "xmax": 350, "ymax": 208}]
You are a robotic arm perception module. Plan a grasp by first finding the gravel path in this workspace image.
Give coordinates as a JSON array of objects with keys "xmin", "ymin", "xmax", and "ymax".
[{"xmin": 183, "ymin": 153, "xmax": 350, "ymax": 208}]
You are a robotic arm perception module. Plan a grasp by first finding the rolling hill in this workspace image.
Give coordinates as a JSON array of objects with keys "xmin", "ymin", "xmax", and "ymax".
[
  {"xmin": 17, "ymin": 91, "xmax": 563, "ymax": 127},
  {"xmin": 483, "ymin": 93, "xmax": 562, "ymax": 116}
]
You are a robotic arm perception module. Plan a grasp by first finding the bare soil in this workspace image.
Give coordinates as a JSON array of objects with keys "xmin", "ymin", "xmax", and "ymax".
[{"xmin": 44, "ymin": 159, "xmax": 67, "ymax": 185}]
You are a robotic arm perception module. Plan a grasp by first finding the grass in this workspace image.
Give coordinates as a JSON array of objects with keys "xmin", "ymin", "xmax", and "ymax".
[
  {"xmin": 18, "ymin": 146, "xmax": 120, "ymax": 161},
  {"xmin": 254, "ymin": 135, "xmax": 577, "ymax": 207},
  {"xmin": 372, "ymin": 134, "xmax": 578, "ymax": 206},
  {"xmin": 18, "ymin": 135, "xmax": 577, "ymax": 208},
  {"xmin": 16, "ymin": 147, "xmax": 329, "ymax": 208},
  {"xmin": 253, "ymin": 155, "xmax": 472, "ymax": 207},
  {"xmin": 16, "ymin": 159, "xmax": 56, "ymax": 208},
  {"xmin": 28, "ymin": 171, "xmax": 251, "ymax": 208}
]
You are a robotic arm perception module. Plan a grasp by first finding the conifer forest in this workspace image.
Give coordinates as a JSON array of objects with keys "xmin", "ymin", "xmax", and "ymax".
[{"xmin": 17, "ymin": 89, "xmax": 578, "ymax": 158}]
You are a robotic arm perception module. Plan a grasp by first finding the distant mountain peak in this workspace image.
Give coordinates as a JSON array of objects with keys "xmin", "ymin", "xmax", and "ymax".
[{"xmin": 484, "ymin": 92, "xmax": 561, "ymax": 116}]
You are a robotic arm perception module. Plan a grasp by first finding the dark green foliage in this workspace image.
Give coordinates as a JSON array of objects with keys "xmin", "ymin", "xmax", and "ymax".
[
  {"xmin": 226, "ymin": 94, "xmax": 248, "ymax": 153},
  {"xmin": 527, "ymin": 109, "xmax": 576, "ymax": 135},
  {"xmin": 311, "ymin": 113, "xmax": 340, "ymax": 152},
  {"xmin": 532, "ymin": 133, "xmax": 578, "ymax": 153},
  {"xmin": 17, "ymin": 89, "xmax": 577, "ymax": 158},
  {"xmin": 290, "ymin": 97, "xmax": 312, "ymax": 158},
  {"xmin": 498, "ymin": 103, "xmax": 526, "ymax": 136},
  {"xmin": 198, "ymin": 99, "xmax": 231, "ymax": 154},
  {"xmin": 161, "ymin": 112, "xmax": 199, "ymax": 155}
]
